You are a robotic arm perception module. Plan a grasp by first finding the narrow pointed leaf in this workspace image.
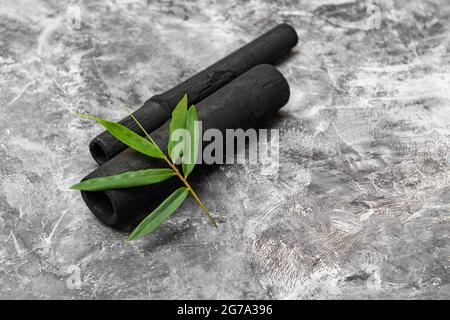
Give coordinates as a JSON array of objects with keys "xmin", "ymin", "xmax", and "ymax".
[
  {"xmin": 182, "ymin": 105, "xmax": 199, "ymax": 177},
  {"xmin": 70, "ymin": 168, "xmax": 175, "ymax": 191},
  {"xmin": 77, "ymin": 113, "xmax": 164, "ymax": 159},
  {"xmin": 128, "ymin": 187, "xmax": 189, "ymax": 240},
  {"xmin": 168, "ymin": 95, "xmax": 188, "ymax": 162}
]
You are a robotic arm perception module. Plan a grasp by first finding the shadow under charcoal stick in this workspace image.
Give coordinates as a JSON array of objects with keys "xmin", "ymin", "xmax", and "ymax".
[
  {"xmin": 89, "ymin": 24, "xmax": 298, "ymax": 165},
  {"xmin": 81, "ymin": 64, "xmax": 290, "ymax": 230}
]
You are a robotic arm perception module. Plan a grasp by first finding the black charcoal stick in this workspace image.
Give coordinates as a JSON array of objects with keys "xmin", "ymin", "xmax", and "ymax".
[
  {"xmin": 89, "ymin": 24, "xmax": 297, "ymax": 164},
  {"xmin": 81, "ymin": 64, "xmax": 290, "ymax": 229}
]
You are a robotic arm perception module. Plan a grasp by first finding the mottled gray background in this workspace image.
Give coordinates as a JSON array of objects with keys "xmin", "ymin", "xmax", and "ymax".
[{"xmin": 0, "ymin": 0, "xmax": 449, "ymax": 299}]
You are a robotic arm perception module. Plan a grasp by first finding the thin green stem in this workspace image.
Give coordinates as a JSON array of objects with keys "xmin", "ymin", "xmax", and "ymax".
[
  {"xmin": 122, "ymin": 100, "xmax": 218, "ymax": 228},
  {"xmin": 165, "ymin": 160, "xmax": 218, "ymax": 228},
  {"xmin": 120, "ymin": 99, "xmax": 160, "ymax": 147}
]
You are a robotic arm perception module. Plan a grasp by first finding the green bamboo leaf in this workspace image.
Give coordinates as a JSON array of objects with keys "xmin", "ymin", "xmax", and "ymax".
[
  {"xmin": 76, "ymin": 113, "xmax": 164, "ymax": 159},
  {"xmin": 128, "ymin": 187, "xmax": 189, "ymax": 240},
  {"xmin": 69, "ymin": 168, "xmax": 175, "ymax": 191},
  {"xmin": 182, "ymin": 105, "xmax": 199, "ymax": 177},
  {"xmin": 168, "ymin": 95, "xmax": 188, "ymax": 162}
]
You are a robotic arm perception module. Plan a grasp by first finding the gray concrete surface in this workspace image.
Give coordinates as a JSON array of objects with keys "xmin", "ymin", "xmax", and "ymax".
[{"xmin": 0, "ymin": 0, "xmax": 449, "ymax": 299}]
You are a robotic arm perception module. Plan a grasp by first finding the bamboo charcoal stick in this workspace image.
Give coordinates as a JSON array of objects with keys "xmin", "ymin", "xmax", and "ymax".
[
  {"xmin": 89, "ymin": 24, "xmax": 297, "ymax": 164},
  {"xmin": 81, "ymin": 65, "xmax": 290, "ymax": 229}
]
